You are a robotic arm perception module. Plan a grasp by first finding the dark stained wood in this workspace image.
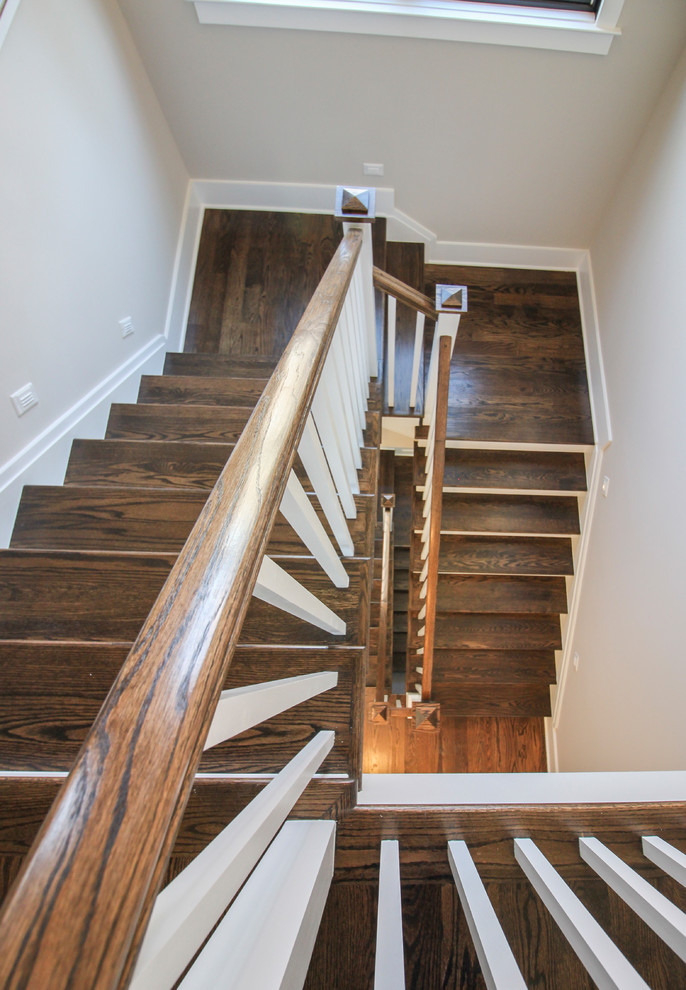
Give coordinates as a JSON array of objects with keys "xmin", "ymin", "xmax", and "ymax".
[
  {"xmin": 437, "ymin": 448, "xmax": 587, "ymax": 492},
  {"xmin": 374, "ymin": 497, "xmax": 394, "ymax": 702},
  {"xmin": 425, "ymin": 264, "xmax": 594, "ymax": 444},
  {"xmin": 379, "ymin": 244, "xmax": 428, "ymax": 415},
  {"xmin": 427, "ymin": 613, "xmax": 561, "ymax": 651},
  {"xmin": 65, "ymin": 439, "xmax": 234, "ymax": 489},
  {"xmin": 332, "ymin": 804, "xmax": 686, "ymax": 883},
  {"xmin": 12, "ymin": 486, "xmax": 375, "ymax": 558},
  {"xmin": 164, "ymin": 351, "xmax": 278, "ymax": 378},
  {"xmin": 422, "ymin": 335, "xmax": 451, "ymax": 702},
  {"xmin": 437, "ymin": 492, "xmax": 580, "ymax": 535},
  {"xmin": 0, "ymin": 230, "xmax": 364, "ymax": 990},
  {"xmin": 373, "ymin": 264, "xmax": 436, "ymax": 320},
  {"xmin": 0, "ymin": 549, "xmax": 175, "ymax": 641},
  {"xmin": 138, "ymin": 375, "xmax": 268, "ymax": 407},
  {"xmin": 106, "ymin": 403, "xmax": 253, "ymax": 443},
  {"xmin": 241, "ymin": 557, "xmax": 370, "ymax": 647},
  {"xmin": 412, "ymin": 574, "xmax": 568, "ymax": 615},
  {"xmin": 420, "ymin": 534, "xmax": 574, "ymax": 576},
  {"xmin": 304, "ymin": 882, "xmax": 377, "ymax": 990},
  {"xmin": 433, "ymin": 683, "xmax": 552, "ymax": 717},
  {"xmin": 432, "ymin": 650, "xmax": 556, "ymax": 685}
]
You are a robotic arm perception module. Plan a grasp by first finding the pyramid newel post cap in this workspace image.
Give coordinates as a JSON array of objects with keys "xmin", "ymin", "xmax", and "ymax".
[
  {"xmin": 381, "ymin": 494, "xmax": 395, "ymax": 510},
  {"xmin": 370, "ymin": 701, "xmax": 389, "ymax": 723},
  {"xmin": 436, "ymin": 284, "xmax": 469, "ymax": 313},
  {"xmin": 335, "ymin": 185, "xmax": 376, "ymax": 222},
  {"xmin": 414, "ymin": 702, "xmax": 441, "ymax": 732}
]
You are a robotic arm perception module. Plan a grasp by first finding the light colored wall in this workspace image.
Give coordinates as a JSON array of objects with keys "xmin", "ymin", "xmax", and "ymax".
[
  {"xmin": 555, "ymin": 44, "xmax": 686, "ymax": 771},
  {"xmin": 0, "ymin": 0, "xmax": 189, "ymax": 544}
]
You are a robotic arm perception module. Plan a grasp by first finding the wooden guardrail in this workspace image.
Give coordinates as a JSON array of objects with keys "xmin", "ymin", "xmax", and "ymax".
[{"xmin": 0, "ymin": 229, "xmax": 363, "ymax": 990}]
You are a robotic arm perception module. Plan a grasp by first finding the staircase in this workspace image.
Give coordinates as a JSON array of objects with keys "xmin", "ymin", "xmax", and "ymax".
[
  {"xmin": 407, "ymin": 443, "xmax": 587, "ymax": 718},
  {"xmin": 0, "ymin": 324, "xmax": 382, "ymax": 990}
]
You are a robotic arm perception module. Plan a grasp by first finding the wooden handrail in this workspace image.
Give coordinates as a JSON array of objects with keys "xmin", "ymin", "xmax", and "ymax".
[
  {"xmin": 373, "ymin": 266, "xmax": 438, "ymax": 321},
  {"xmin": 421, "ymin": 334, "xmax": 451, "ymax": 702},
  {"xmin": 0, "ymin": 229, "xmax": 363, "ymax": 990},
  {"xmin": 375, "ymin": 494, "xmax": 395, "ymax": 703}
]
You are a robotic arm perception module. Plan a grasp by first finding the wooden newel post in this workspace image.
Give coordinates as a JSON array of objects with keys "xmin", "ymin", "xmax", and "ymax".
[{"xmin": 375, "ymin": 494, "xmax": 395, "ymax": 703}]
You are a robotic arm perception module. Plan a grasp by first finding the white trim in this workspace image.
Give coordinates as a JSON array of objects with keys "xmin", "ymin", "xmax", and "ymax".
[
  {"xmin": 551, "ymin": 443, "xmax": 604, "ymax": 732},
  {"xmin": 165, "ymin": 182, "xmax": 204, "ymax": 353},
  {"xmin": 430, "ymin": 239, "xmax": 586, "ymax": 271},
  {"xmin": 577, "ymin": 252, "xmax": 613, "ymax": 448},
  {"xmin": 0, "ymin": 0, "xmax": 22, "ymax": 52},
  {"xmin": 191, "ymin": 0, "xmax": 620, "ymax": 54},
  {"xmin": 0, "ymin": 335, "xmax": 166, "ymax": 547},
  {"xmin": 358, "ymin": 771, "xmax": 686, "ymax": 806}
]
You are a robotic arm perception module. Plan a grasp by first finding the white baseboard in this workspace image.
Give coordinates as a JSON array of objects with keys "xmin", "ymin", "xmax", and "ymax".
[
  {"xmin": 0, "ymin": 335, "xmax": 166, "ymax": 547},
  {"xmin": 429, "ymin": 239, "xmax": 586, "ymax": 271}
]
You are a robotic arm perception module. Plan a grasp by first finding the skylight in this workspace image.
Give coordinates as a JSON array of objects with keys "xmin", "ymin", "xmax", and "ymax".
[{"xmin": 190, "ymin": 0, "xmax": 623, "ymax": 54}]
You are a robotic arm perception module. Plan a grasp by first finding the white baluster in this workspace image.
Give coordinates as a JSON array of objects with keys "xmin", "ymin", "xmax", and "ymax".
[
  {"xmin": 580, "ymin": 836, "xmax": 686, "ymax": 962},
  {"xmin": 338, "ymin": 305, "xmax": 366, "ymax": 433},
  {"xmin": 448, "ymin": 841, "xmax": 527, "ymax": 990},
  {"xmin": 343, "ymin": 288, "xmax": 370, "ymax": 403},
  {"xmin": 317, "ymin": 362, "xmax": 360, "ymax": 490},
  {"xmin": 254, "ymin": 556, "xmax": 346, "ymax": 635},
  {"xmin": 374, "ymin": 841, "xmax": 406, "ymax": 990},
  {"xmin": 424, "ymin": 315, "xmax": 460, "ymax": 424},
  {"xmin": 387, "ymin": 295, "xmax": 396, "ymax": 409},
  {"xmin": 298, "ymin": 415, "xmax": 354, "ymax": 556},
  {"xmin": 131, "ymin": 733, "xmax": 335, "ymax": 990},
  {"xmin": 180, "ymin": 820, "xmax": 336, "ymax": 990},
  {"xmin": 642, "ymin": 836, "xmax": 686, "ymax": 887},
  {"xmin": 409, "ymin": 312, "xmax": 425, "ymax": 410},
  {"xmin": 514, "ymin": 838, "xmax": 650, "ymax": 990},
  {"xmin": 280, "ymin": 471, "xmax": 349, "ymax": 587},
  {"xmin": 205, "ymin": 671, "xmax": 338, "ymax": 751},
  {"xmin": 311, "ymin": 389, "xmax": 357, "ymax": 518},
  {"xmin": 331, "ymin": 328, "xmax": 364, "ymax": 451}
]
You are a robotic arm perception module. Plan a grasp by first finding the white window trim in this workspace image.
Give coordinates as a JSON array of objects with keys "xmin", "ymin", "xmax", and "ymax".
[{"xmin": 190, "ymin": 0, "xmax": 624, "ymax": 54}]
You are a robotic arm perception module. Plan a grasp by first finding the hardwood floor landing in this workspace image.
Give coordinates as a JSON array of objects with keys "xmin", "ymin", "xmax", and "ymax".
[{"xmin": 425, "ymin": 264, "xmax": 594, "ymax": 445}]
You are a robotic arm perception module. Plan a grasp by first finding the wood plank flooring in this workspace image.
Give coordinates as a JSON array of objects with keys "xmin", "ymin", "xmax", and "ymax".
[{"xmin": 424, "ymin": 265, "xmax": 594, "ymax": 444}]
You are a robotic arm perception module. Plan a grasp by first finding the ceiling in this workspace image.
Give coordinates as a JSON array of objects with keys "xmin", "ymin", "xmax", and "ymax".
[{"xmin": 115, "ymin": 0, "xmax": 686, "ymax": 247}]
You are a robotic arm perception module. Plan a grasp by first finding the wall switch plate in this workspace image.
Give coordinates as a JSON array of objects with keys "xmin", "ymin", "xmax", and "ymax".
[
  {"xmin": 119, "ymin": 316, "xmax": 135, "ymax": 338},
  {"xmin": 363, "ymin": 162, "xmax": 384, "ymax": 176},
  {"xmin": 10, "ymin": 383, "xmax": 38, "ymax": 417},
  {"xmin": 601, "ymin": 475, "xmax": 610, "ymax": 498}
]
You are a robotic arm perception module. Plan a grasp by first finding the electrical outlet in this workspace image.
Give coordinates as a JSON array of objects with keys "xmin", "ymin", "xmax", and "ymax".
[
  {"xmin": 10, "ymin": 383, "xmax": 38, "ymax": 417},
  {"xmin": 573, "ymin": 652, "xmax": 580, "ymax": 672},
  {"xmin": 601, "ymin": 475, "xmax": 610, "ymax": 498},
  {"xmin": 119, "ymin": 316, "xmax": 135, "ymax": 338},
  {"xmin": 363, "ymin": 163, "xmax": 384, "ymax": 176}
]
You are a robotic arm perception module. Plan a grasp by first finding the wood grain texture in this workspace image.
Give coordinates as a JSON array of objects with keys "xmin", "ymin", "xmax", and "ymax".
[
  {"xmin": 435, "ymin": 448, "xmax": 587, "ymax": 492},
  {"xmin": 432, "ymin": 650, "xmax": 556, "ymax": 685},
  {"xmin": 437, "ymin": 492, "xmax": 580, "ymax": 535},
  {"xmin": 65, "ymin": 439, "xmax": 235, "ymax": 489},
  {"xmin": 417, "ymin": 534, "xmax": 574, "ymax": 576},
  {"xmin": 137, "ymin": 374, "xmax": 268, "ymax": 407},
  {"xmin": 428, "ymin": 613, "xmax": 562, "ymax": 651},
  {"xmin": 0, "ymin": 230, "xmax": 363, "ymax": 990},
  {"xmin": 164, "ymin": 351, "xmax": 279, "ymax": 378},
  {"xmin": 411, "ymin": 574, "xmax": 568, "ymax": 614},
  {"xmin": 424, "ymin": 264, "xmax": 594, "ymax": 444},
  {"xmin": 433, "ymin": 683, "xmax": 552, "ymax": 717},
  {"xmin": 380, "ymin": 244, "xmax": 427, "ymax": 415},
  {"xmin": 373, "ymin": 264, "xmax": 437, "ymax": 320},
  {"xmin": 304, "ymin": 882, "xmax": 377, "ymax": 990},
  {"xmin": 106, "ymin": 403, "xmax": 253, "ymax": 443}
]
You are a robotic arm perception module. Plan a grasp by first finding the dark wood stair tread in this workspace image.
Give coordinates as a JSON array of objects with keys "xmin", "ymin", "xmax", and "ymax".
[
  {"xmin": 410, "ymin": 574, "xmax": 568, "ymax": 614},
  {"xmin": 164, "ymin": 352, "xmax": 279, "ymax": 378},
  {"xmin": 420, "ymin": 448, "xmax": 587, "ymax": 492},
  {"xmin": 138, "ymin": 375, "xmax": 268, "ymax": 407},
  {"xmin": 436, "ymin": 493, "xmax": 580, "ymax": 535},
  {"xmin": 0, "ymin": 642, "xmax": 363, "ymax": 776},
  {"xmin": 422, "ymin": 613, "xmax": 562, "ymax": 651},
  {"xmin": 106, "ymin": 404, "xmax": 253, "ymax": 443},
  {"xmin": 0, "ymin": 551, "xmax": 370, "ymax": 646},
  {"xmin": 12, "ymin": 486, "xmax": 375, "ymax": 558},
  {"xmin": 432, "ymin": 682, "xmax": 552, "ymax": 717},
  {"xmin": 411, "ymin": 535, "xmax": 574, "ymax": 576},
  {"xmin": 65, "ymin": 439, "xmax": 235, "ymax": 490},
  {"xmin": 431, "ymin": 649, "xmax": 556, "ymax": 684}
]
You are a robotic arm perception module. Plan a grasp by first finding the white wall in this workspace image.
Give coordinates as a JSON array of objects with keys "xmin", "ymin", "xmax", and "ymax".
[
  {"xmin": 0, "ymin": 0, "xmax": 189, "ymax": 544},
  {"xmin": 555, "ymin": 44, "xmax": 686, "ymax": 771}
]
